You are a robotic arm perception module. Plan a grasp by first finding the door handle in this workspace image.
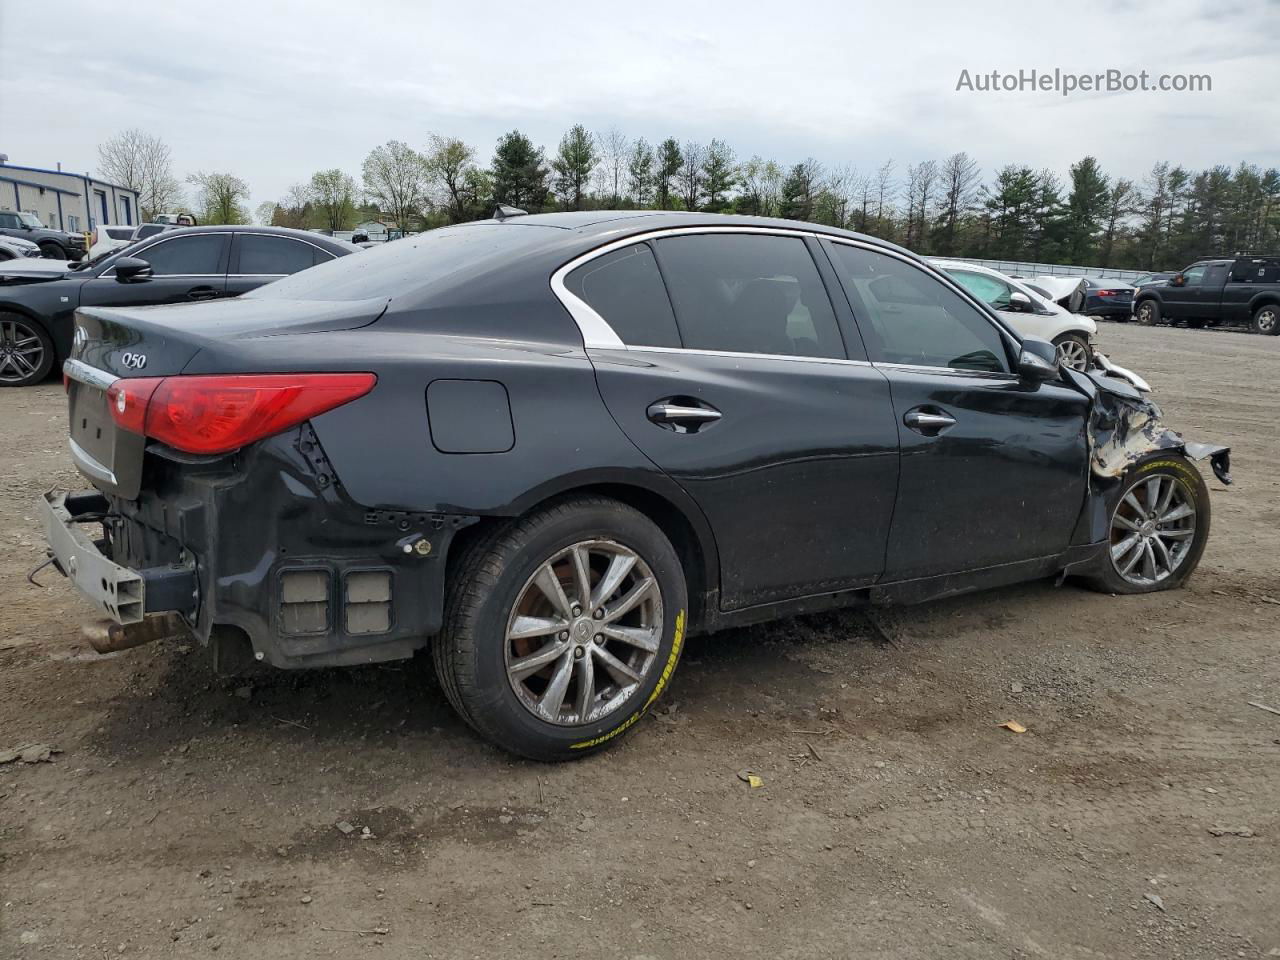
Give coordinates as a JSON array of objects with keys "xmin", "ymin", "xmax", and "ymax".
[
  {"xmin": 187, "ymin": 286, "xmax": 220, "ymax": 301},
  {"xmin": 903, "ymin": 407, "xmax": 957, "ymax": 435},
  {"xmin": 646, "ymin": 400, "xmax": 722, "ymax": 432}
]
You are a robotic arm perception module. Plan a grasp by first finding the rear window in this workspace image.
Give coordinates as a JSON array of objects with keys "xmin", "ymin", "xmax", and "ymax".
[
  {"xmin": 237, "ymin": 234, "xmax": 316, "ymax": 275},
  {"xmin": 563, "ymin": 243, "xmax": 681, "ymax": 348},
  {"xmin": 1231, "ymin": 258, "xmax": 1280, "ymax": 283},
  {"xmin": 106, "ymin": 227, "xmax": 134, "ymax": 240},
  {"xmin": 247, "ymin": 224, "xmax": 556, "ymax": 302}
]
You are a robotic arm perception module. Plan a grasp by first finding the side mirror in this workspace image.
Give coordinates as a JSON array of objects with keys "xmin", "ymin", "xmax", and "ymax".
[
  {"xmin": 21, "ymin": 222, "xmax": 32, "ymax": 231},
  {"xmin": 1007, "ymin": 291, "xmax": 1033, "ymax": 312},
  {"xmin": 1017, "ymin": 336, "xmax": 1061, "ymax": 382},
  {"xmin": 113, "ymin": 256, "xmax": 153, "ymax": 283},
  {"xmin": 1170, "ymin": 274, "xmax": 1185, "ymax": 287}
]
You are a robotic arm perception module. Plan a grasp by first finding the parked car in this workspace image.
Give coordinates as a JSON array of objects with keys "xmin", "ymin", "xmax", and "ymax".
[
  {"xmin": 1130, "ymin": 271, "xmax": 1175, "ymax": 291},
  {"xmin": 88, "ymin": 224, "xmax": 141, "ymax": 259},
  {"xmin": 0, "ymin": 235, "xmax": 42, "ymax": 260},
  {"xmin": 1079, "ymin": 278, "xmax": 1135, "ymax": 319},
  {"xmin": 0, "ymin": 209, "xmax": 87, "ymax": 260},
  {"xmin": 0, "ymin": 225, "xmax": 357, "ymax": 386},
  {"xmin": 1133, "ymin": 257, "xmax": 1280, "ymax": 334},
  {"xmin": 37, "ymin": 212, "xmax": 1232, "ymax": 760},
  {"xmin": 133, "ymin": 223, "xmax": 177, "ymax": 242},
  {"xmin": 930, "ymin": 260, "xmax": 1097, "ymax": 370}
]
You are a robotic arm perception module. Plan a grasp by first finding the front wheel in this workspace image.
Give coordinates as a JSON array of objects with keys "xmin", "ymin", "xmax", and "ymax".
[
  {"xmin": 1252, "ymin": 304, "xmax": 1279, "ymax": 336},
  {"xmin": 433, "ymin": 497, "xmax": 688, "ymax": 761},
  {"xmin": 1134, "ymin": 299, "xmax": 1161, "ymax": 326},
  {"xmin": 38, "ymin": 242, "xmax": 67, "ymax": 260},
  {"xmin": 1052, "ymin": 332, "xmax": 1092, "ymax": 372},
  {"xmin": 1080, "ymin": 454, "xmax": 1210, "ymax": 595}
]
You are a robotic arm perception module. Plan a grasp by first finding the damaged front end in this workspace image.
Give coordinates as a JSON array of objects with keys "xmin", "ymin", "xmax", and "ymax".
[{"xmin": 1064, "ymin": 364, "xmax": 1232, "ymax": 485}]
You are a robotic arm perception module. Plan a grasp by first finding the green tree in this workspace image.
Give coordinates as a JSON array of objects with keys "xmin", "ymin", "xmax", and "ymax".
[
  {"xmin": 361, "ymin": 140, "xmax": 430, "ymax": 232},
  {"xmin": 780, "ymin": 160, "xmax": 822, "ymax": 221},
  {"xmin": 309, "ymin": 168, "xmax": 357, "ymax": 232},
  {"xmin": 1063, "ymin": 157, "xmax": 1111, "ymax": 263},
  {"xmin": 628, "ymin": 138, "xmax": 654, "ymax": 207},
  {"xmin": 491, "ymin": 130, "xmax": 549, "ymax": 211},
  {"xmin": 655, "ymin": 138, "xmax": 682, "ymax": 210},
  {"xmin": 186, "ymin": 171, "xmax": 251, "ymax": 224},
  {"xmin": 551, "ymin": 124, "xmax": 598, "ymax": 211},
  {"xmin": 737, "ymin": 156, "xmax": 783, "ymax": 217},
  {"xmin": 700, "ymin": 138, "xmax": 737, "ymax": 212},
  {"xmin": 425, "ymin": 134, "xmax": 479, "ymax": 223}
]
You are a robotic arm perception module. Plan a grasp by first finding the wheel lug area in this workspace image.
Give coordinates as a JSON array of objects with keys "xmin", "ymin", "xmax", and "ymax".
[
  {"xmin": 559, "ymin": 631, "xmax": 569, "ymax": 641},
  {"xmin": 594, "ymin": 634, "xmax": 604, "ymax": 644},
  {"xmin": 593, "ymin": 609, "xmax": 604, "ymax": 619},
  {"xmin": 574, "ymin": 646, "xmax": 585, "ymax": 659}
]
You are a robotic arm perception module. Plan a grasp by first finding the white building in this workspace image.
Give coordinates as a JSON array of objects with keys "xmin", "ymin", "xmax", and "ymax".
[{"xmin": 0, "ymin": 159, "xmax": 142, "ymax": 233}]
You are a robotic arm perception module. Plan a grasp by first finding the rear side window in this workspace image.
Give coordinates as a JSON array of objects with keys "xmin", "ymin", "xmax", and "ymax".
[
  {"xmin": 653, "ymin": 234, "xmax": 845, "ymax": 359},
  {"xmin": 828, "ymin": 244, "xmax": 1010, "ymax": 374},
  {"xmin": 135, "ymin": 235, "xmax": 225, "ymax": 276},
  {"xmin": 563, "ymin": 243, "xmax": 681, "ymax": 348},
  {"xmin": 238, "ymin": 235, "xmax": 315, "ymax": 275},
  {"xmin": 134, "ymin": 224, "xmax": 166, "ymax": 240},
  {"xmin": 106, "ymin": 227, "xmax": 134, "ymax": 240},
  {"xmin": 1231, "ymin": 258, "xmax": 1280, "ymax": 283}
]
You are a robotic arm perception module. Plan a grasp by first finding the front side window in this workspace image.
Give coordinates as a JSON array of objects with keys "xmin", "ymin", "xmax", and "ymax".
[
  {"xmin": 134, "ymin": 235, "xmax": 225, "ymax": 276},
  {"xmin": 237, "ymin": 235, "xmax": 315, "ymax": 275},
  {"xmin": 1180, "ymin": 265, "xmax": 1207, "ymax": 286},
  {"xmin": 653, "ymin": 233, "xmax": 845, "ymax": 359},
  {"xmin": 828, "ymin": 244, "xmax": 1011, "ymax": 374},
  {"xmin": 563, "ymin": 243, "xmax": 681, "ymax": 348}
]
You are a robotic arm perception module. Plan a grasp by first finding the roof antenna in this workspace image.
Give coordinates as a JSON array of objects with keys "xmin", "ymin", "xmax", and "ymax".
[{"xmin": 493, "ymin": 205, "xmax": 528, "ymax": 221}]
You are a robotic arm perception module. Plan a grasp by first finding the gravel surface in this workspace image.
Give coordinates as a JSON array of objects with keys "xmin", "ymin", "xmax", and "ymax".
[{"xmin": 1, "ymin": 322, "xmax": 1278, "ymax": 958}]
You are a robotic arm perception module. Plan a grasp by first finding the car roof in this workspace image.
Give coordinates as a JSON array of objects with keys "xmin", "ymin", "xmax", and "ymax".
[
  {"xmin": 462, "ymin": 210, "xmax": 916, "ymax": 258},
  {"xmin": 146, "ymin": 224, "xmax": 359, "ymax": 251}
]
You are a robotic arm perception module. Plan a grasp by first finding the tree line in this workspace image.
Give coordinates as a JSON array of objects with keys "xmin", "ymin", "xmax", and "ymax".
[{"xmin": 98, "ymin": 127, "xmax": 1280, "ymax": 271}]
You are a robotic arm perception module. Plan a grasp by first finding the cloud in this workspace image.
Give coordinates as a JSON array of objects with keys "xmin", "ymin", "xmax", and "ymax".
[{"xmin": 1, "ymin": 0, "xmax": 1275, "ymax": 210}]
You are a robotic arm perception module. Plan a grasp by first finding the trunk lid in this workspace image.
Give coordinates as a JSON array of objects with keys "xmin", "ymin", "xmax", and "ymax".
[{"xmin": 67, "ymin": 296, "xmax": 388, "ymax": 499}]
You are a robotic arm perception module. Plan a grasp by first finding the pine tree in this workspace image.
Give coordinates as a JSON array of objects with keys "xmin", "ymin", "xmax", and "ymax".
[{"xmin": 491, "ymin": 130, "xmax": 549, "ymax": 212}]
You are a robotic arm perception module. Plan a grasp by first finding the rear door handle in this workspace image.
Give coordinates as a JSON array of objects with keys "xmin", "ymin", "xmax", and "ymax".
[
  {"xmin": 903, "ymin": 407, "xmax": 957, "ymax": 435},
  {"xmin": 187, "ymin": 286, "xmax": 220, "ymax": 301},
  {"xmin": 646, "ymin": 400, "xmax": 722, "ymax": 432}
]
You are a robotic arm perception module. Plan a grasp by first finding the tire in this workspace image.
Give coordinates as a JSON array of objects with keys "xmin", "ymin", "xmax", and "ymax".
[
  {"xmin": 1134, "ymin": 299, "xmax": 1161, "ymax": 326},
  {"xmin": 1080, "ymin": 453, "xmax": 1210, "ymax": 596},
  {"xmin": 0, "ymin": 313, "xmax": 55, "ymax": 387},
  {"xmin": 433, "ymin": 496, "xmax": 688, "ymax": 761},
  {"xmin": 38, "ymin": 242, "xmax": 68, "ymax": 260},
  {"xmin": 1051, "ymin": 332, "xmax": 1092, "ymax": 372},
  {"xmin": 1252, "ymin": 303, "xmax": 1280, "ymax": 336}
]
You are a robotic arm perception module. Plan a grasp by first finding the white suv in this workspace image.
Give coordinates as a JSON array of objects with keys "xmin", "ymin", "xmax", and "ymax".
[{"xmin": 928, "ymin": 259, "xmax": 1098, "ymax": 371}]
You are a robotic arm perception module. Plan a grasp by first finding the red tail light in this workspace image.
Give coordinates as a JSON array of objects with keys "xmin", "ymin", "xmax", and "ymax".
[
  {"xmin": 1096, "ymin": 289, "xmax": 1118, "ymax": 297},
  {"xmin": 107, "ymin": 373, "xmax": 375, "ymax": 454}
]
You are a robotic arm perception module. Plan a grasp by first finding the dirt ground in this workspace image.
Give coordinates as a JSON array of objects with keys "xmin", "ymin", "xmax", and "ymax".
[{"xmin": 1, "ymin": 322, "xmax": 1278, "ymax": 959}]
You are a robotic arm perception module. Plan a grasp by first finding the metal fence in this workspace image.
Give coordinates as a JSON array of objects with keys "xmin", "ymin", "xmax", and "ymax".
[{"xmin": 950, "ymin": 258, "xmax": 1149, "ymax": 282}]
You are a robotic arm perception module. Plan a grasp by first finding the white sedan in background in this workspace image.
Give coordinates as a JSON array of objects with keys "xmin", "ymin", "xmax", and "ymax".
[{"xmin": 929, "ymin": 259, "xmax": 1098, "ymax": 371}]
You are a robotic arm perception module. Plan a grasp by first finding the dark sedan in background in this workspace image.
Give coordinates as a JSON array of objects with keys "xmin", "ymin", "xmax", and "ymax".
[
  {"xmin": 1081, "ymin": 277, "xmax": 1136, "ymax": 319},
  {"xmin": 0, "ymin": 225, "xmax": 357, "ymax": 386}
]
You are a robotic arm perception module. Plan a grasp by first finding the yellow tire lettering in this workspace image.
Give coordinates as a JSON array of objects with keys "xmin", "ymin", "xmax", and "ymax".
[{"xmin": 570, "ymin": 610, "xmax": 685, "ymax": 750}]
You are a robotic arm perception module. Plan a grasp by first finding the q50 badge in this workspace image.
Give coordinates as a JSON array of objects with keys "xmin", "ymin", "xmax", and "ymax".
[{"xmin": 121, "ymin": 352, "xmax": 147, "ymax": 370}]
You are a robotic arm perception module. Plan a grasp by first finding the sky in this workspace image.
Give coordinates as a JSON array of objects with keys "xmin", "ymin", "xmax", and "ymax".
[{"xmin": 1, "ymin": 0, "xmax": 1277, "ymax": 215}]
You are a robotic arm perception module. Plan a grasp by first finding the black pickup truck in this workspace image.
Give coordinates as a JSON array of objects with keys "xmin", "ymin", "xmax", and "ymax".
[{"xmin": 1133, "ymin": 256, "xmax": 1280, "ymax": 334}]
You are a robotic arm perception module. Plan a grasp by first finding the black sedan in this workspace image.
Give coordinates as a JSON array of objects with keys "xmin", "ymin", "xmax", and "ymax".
[
  {"xmin": 0, "ymin": 225, "xmax": 357, "ymax": 386},
  {"xmin": 39, "ymin": 212, "xmax": 1230, "ymax": 760},
  {"xmin": 1081, "ymin": 277, "xmax": 1136, "ymax": 319}
]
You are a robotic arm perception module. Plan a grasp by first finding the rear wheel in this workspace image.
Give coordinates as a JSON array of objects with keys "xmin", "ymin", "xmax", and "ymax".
[
  {"xmin": 1080, "ymin": 454, "xmax": 1210, "ymax": 595},
  {"xmin": 1051, "ymin": 333, "xmax": 1092, "ymax": 372},
  {"xmin": 1135, "ymin": 299, "xmax": 1161, "ymax": 326},
  {"xmin": 1252, "ymin": 304, "xmax": 1279, "ymax": 335},
  {"xmin": 433, "ymin": 497, "xmax": 688, "ymax": 761},
  {"xmin": 0, "ymin": 314, "xmax": 54, "ymax": 387}
]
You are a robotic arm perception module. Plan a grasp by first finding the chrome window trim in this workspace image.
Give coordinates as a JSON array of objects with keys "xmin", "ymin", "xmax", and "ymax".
[
  {"xmin": 876, "ymin": 361, "xmax": 1019, "ymax": 381},
  {"xmin": 550, "ymin": 225, "xmax": 1019, "ymax": 378},
  {"xmin": 605, "ymin": 343, "xmax": 874, "ymax": 369},
  {"xmin": 63, "ymin": 358, "xmax": 120, "ymax": 390},
  {"xmin": 95, "ymin": 272, "xmax": 223, "ymax": 280}
]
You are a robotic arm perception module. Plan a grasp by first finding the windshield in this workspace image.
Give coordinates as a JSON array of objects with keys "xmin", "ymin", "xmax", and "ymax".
[
  {"xmin": 69, "ymin": 237, "xmax": 145, "ymax": 272},
  {"xmin": 18, "ymin": 213, "xmax": 44, "ymax": 228}
]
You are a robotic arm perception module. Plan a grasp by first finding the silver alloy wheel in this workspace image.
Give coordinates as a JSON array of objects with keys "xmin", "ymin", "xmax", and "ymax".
[
  {"xmin": 1055, "ymin": 337, "xmax": 1091, "ymax": 372},
  {"xmin": 504, "ymin": 539, "xmax": 662, "ymax": 726},
  {"xmin": 1258, "ymin": 307, "xmax": 1278, "ymax": 333},
  {"xmin": 1109, "ymin": 473, "xmax": 1197, "ymax": 586},
  {"xmin": 1137, "ymin": 302, "xmax": 1155, "ymax": 324},
  {"xmin": 0, "ymin": 319, "xmax": 45, "ymax": 384}
]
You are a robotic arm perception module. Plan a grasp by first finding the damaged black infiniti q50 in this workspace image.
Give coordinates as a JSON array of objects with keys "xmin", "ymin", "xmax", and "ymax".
[{"xmin": 38, "ymin": 211, "xmax": 1231, "ymax": 760}]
